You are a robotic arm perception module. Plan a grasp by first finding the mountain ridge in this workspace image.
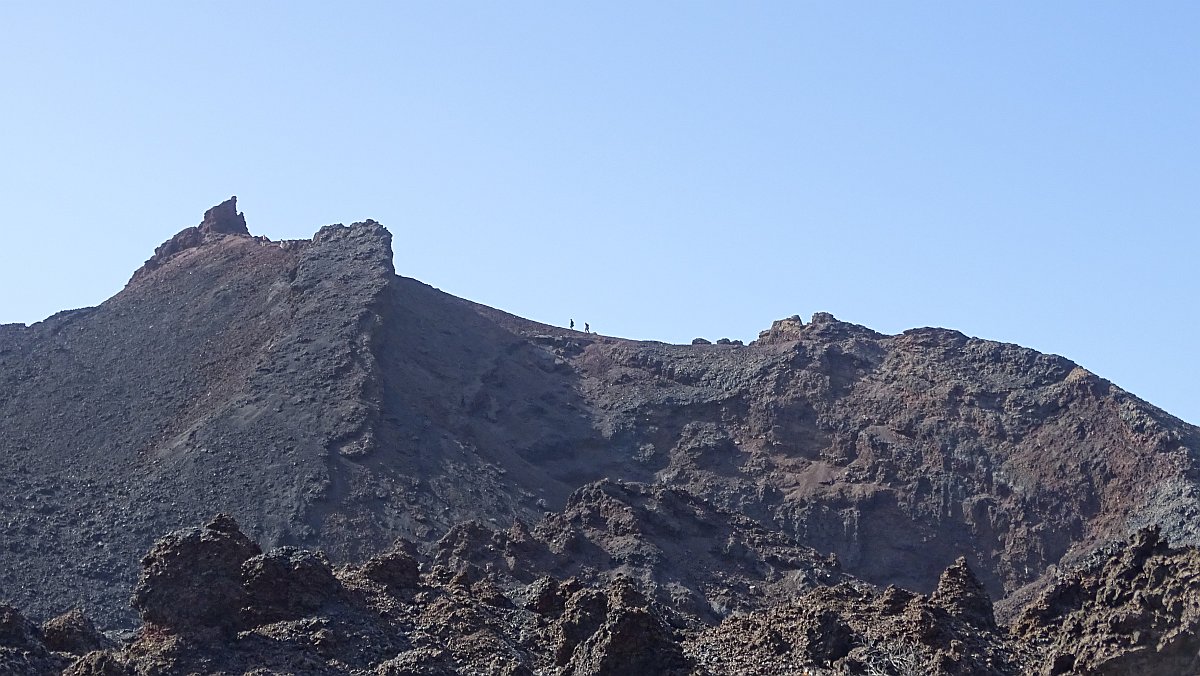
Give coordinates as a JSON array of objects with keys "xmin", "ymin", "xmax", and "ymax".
[{"xmin": 2, "ymin": 200, "xmax": 1198, "ymax": 656}]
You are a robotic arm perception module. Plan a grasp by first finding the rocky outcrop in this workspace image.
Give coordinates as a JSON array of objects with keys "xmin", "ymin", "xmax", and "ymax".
[
  {"xmin": 428, "ymin": 479, "xmax": 846, "ymax": 627},
  {"xmin": 241, "ymin": 547, "xmax": 341, "ymax": 624},
  {"xmin": 557, "ymin": 579, "xmax": 691, "ymax": 675},
  {"xmin": 753, "ymin": 313, "xmax": 805, "ymax": 344},
  {"xmin": 930, "ymin": 557, "xmax": 997, "ymax": 630},
  {"xmin": 131, "ymin": 514, "xmax": 261, "ymax": 635},
  {"xmin": 7, "ymin": 515, "xmax": 1200, "ymax": 674},
  {"xmin": 359, "ymin": 545, "xmax": 422, "ymax": 591},
  {"xmin": 0, "ymin": 604, "xmax": 72, "ymax": 675},
  {"xmin": 687, "ymin": 562, "xmax": 1023, "ymax": 675},
  {"xmin": 129, "ymin": 196, "xmax": 249, "ymax": 282},
  {"xmin": 60, "ymin": 516, "xmax": 691, "ymax": 675},
  {"xmin": 1011, "ymin": 526, "xmax": 1200, "ymax": 675},
  {"xmin": 40, "ymin": 609, "xmax": 112, "ymax": 655},
  {"xmin": 197, "ymin": 196, "xmax": 249, "ymax": 235}
]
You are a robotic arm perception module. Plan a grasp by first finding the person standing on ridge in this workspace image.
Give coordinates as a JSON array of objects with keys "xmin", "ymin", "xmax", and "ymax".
[
  {"xmin": 584, "ymin": 322, "xmax": 590, "ymax": 334},
  {"xmin": 570, "ymin": 319, "xmax": 575, "ymax": 330}
]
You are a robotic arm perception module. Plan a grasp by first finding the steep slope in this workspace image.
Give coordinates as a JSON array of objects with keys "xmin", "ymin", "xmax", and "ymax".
[
  {"xmin": 0, "ymin": 202, "xmax": 399, "ymax": 625},
  {"xmin": 565, "ymin": 316, "xmax": 1200, "ymax": 600},
  {"xmin": 1, "ymin": 199, "xmax": 1198, "ymax": 633}
]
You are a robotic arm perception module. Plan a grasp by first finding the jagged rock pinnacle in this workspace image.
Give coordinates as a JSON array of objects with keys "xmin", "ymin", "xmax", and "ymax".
[
  {"xmin": 931, "ymin": 556, "xmax": 997, "ymax": 630},
  {"xmin": 129, "ymin": 197, "xmax": 252, "ymax": 284},
  {"xmin": 198, "ymin": 196, "xmax": 248, "ymax": 236}
]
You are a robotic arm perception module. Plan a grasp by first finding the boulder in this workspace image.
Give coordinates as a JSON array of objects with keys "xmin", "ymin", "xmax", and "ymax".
[
  {"xmin": 130, "ymin": 513, "xmax": 261, "ymax": 634},
  {"xmin": 41, "ymin": 609, "xmax": 112, "ymax": 655},
  {"xmin": 361, "ymin": 549, "xmax": 422, "ymax": 591},
  {"xmin": 241, "ymin": 546, "xmax": 341, "ymax": 625}
]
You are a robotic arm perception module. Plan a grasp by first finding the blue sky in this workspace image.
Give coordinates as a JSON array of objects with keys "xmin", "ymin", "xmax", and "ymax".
[{"xmin": 1, "ymin": 3, "xmax": 1196, "ymax": 424}]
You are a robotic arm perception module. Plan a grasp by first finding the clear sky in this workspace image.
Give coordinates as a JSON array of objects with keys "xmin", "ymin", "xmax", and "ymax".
[{"xmin": 1, "ymin": 3, "xmax": 1196, "ymax": 424}]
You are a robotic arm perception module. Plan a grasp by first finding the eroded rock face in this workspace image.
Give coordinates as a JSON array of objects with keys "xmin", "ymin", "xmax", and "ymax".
[
  {"xmin": 198, "ymin": 196, "xmax": 249, "ymax": 235},
  {"xmin": 1012, "ymin": 526, "xmax": 1200, "ymax": 675}
]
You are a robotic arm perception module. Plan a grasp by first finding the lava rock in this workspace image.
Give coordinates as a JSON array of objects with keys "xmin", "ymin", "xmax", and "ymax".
[
  {"xmin": 130, "ymin": 514, "xmax": 261, "ymax": 634},
  {"xmin": 198, "ymin": 196, "xmax": 249, "ymax": 235},
  {"xmin": 41, "ymin": 609, "xmax": 112, "ymax": 655},
  {"xmin": 562, "ymin": 579, "xmax": 691, "ymax": 675},
  {"xmin": 0, "ymin": 604, "xmax": 70, "ymax": 676},
  {"xmin": 62, "ymin": 651, "xmax": 134, "ymax": 676},
  {"xmin": 930, "ymin": 557, "xmax": 997, "ymax": 630},
  {"xmin": 0, "ymin": 603, "xmax": 41, "ymax": 650},
  {"xmin": 360, "ymin": 548, "xmax": 421, "ymax": 591},
  {"xmin": 241, "ymin": 546, "xmax": 341, "ymax": 625}
]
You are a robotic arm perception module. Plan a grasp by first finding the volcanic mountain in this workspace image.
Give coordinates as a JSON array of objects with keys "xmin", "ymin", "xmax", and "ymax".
[{"xmin": 2, "ymin": 199, "xmax": 1199, "ymax": 670}]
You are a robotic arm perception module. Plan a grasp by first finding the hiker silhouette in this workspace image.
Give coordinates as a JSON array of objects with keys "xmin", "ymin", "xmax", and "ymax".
[{"xmin": 570, "ymin": 319, "xmax": 574, "ymax": 330}]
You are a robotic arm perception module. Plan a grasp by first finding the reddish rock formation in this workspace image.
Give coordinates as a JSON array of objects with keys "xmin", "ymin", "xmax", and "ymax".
[{"xmin": 128, "ymin": 196, "xmax": 249, "ymax": 282}]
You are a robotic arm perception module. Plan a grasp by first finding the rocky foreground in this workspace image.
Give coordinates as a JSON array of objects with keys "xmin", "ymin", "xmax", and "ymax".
[{"xmin": 2, "ymin": 511, "xmax": 1198, "ymax": 675}]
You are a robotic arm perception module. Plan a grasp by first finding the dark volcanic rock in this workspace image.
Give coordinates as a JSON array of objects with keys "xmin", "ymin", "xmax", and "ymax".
[
  {"xmin": 131, "ymin": 514, "xmax": 261, "ymax": 634},
  {"xmin": 0, "ymin": 604, "xmax": 71, "ymax": 675},
  {"xmin": 560, "ymin": 579, "xmax": 692, "ymax": 675},
  {"xmin": 360, "ymin": 545, "xmax": 422, "ymax": 591},
  {"xmin": 0, "ymin": 603, "xmax": 43, "ymax": 651},
  {"xmin": 62, "ymin": 651, "xmax": 134, "ymax": 676},
  {"xmin": 930, "ymin": 556, "xmax": 997, "ymax": 630},
  {"xmin": 688, "ymin": 578, "xmax": 1024, "ymax": 675},
  {"xmin": 41, "ymin": 609, "xmax": 112, "ymax": 655},
  {"xmin": 10, "ymin": 514, "xmax": 1200, "ymax": 674},
  {"xmin": 1011, "ymin": 526, "xmax": 1200, "ymax": 675},
  {"xmin": 430, "ymin": 478, "xmax": 847, "ymax": 627},
  {"xmin": 241, "ymin": 546, "xmax": 342, "ymax": 624},
  {"xmin": 198, "ymin": 196, "xmax": 249, "ymax": 235},
  {"xmin": 129, "ymin": 196, "xmax": 249, "ymax": 281}
]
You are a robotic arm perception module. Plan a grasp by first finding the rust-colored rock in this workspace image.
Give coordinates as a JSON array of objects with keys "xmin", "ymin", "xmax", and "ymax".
[{"xmin": 41, "ymin": 609, "xmax": 112, "ymax": 655}]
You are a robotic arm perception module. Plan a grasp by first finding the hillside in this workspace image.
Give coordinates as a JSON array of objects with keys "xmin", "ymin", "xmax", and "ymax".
[{"xmin": 2, "ymin": 199, "xmax": 1199, "ymax": 671}]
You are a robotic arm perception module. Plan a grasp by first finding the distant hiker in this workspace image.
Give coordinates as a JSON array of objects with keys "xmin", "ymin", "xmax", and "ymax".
[
  {"xmin": 570, "ymin": 319, "xmax": 575, "ymax": 330},
  {"xmin": 584, "ymin": 322, "xmax": 590, "ymax": 334}
]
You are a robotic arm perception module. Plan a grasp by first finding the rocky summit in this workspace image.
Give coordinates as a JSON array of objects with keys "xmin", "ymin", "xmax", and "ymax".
[{"xmin": 1, "ymin": 200, "xmax": 1199, "ymax": 674}]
